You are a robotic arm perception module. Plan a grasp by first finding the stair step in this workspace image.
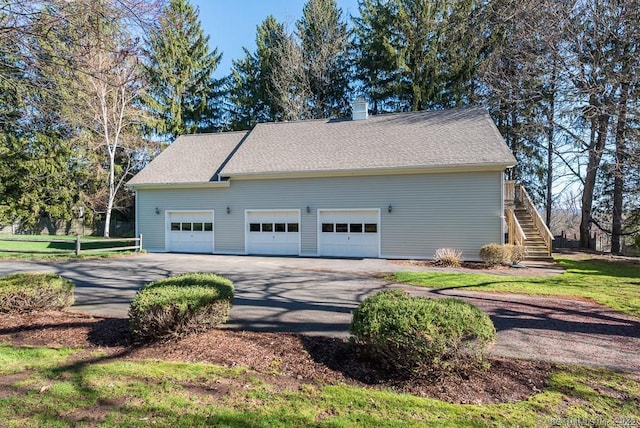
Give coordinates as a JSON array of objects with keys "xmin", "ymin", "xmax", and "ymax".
[
  {"xmin": 526, "ymin": 256, "xmax": 554, "ymax": 261},
  {"xmin": 509, "ymin": 202, "xmax": 551, "ymax": 260}
]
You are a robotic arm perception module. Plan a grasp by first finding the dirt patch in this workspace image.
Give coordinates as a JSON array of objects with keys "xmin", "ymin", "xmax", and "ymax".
[
  {"xmin": 0, "ymin": 310, "xmax": 550, "ymax": 404},
  {"xmin": 62, "ymin": 397, "xmax": 128, "ymax": 425},
  {"xmin": 0, "ymin": 370, "xmax": 33, "ymax": 399}
]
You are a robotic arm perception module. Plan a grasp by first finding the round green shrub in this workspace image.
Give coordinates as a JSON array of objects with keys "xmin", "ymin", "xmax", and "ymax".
[
  {"xmin": 350, "ymin": 290, "xmax": 496, "ymax": 377},
  {"xmin": 129, "ymin": 273, "xmax": 234, "ymax": 342},
  {"xmin": 0, "ymin": 273, "xmax": 74, "ymax": 313},
  {"xmin": 479, "ymin": 243, "xmax": 508, "ymax": 266}
]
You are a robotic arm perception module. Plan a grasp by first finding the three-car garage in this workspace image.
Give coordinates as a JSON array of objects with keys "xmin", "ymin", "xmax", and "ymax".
[{"xmin": 164, "ymin": 208, "xmax": 380, "ymax": 258}]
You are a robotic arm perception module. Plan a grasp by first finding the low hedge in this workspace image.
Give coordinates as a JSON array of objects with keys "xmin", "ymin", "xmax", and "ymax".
[
  {"xmin": 0, "ymin": 273, "xmax": 74, "ymax": 313},
  {"xmin": 504, "ymin": 244, "xmax": 528, "ymax": 264},
  {"xmin": 479, "ymin": 243, "xmax": 508, "ymax": 266},
  {"xmin": 480, "ymin": 243, "xmax": 528, "ymax": 265},
  {"xmin": 351, "ymin": 290, "xmax": 496, "ymax": 377},
  {"xmin": 129, "ymin": 273, "xmax": 234, "ymax": 342}
]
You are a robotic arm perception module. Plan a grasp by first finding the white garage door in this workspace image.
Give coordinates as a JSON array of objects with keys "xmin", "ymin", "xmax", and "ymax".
[
  {"xmin": 319, "ymin": 210, "xmax": 379, "ymax": 258},
  {"xmin": 246, "ymin": 210, "xmax": 300, "ymax": 255},
  {"xmin": 167, "ymin": 211, "xmax": 214, "ymax": 253}
]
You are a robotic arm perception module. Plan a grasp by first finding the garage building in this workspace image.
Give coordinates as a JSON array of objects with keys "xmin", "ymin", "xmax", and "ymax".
[{"xmin": 127, "ymin": 102, "xmax": 516, "ymax": 260}]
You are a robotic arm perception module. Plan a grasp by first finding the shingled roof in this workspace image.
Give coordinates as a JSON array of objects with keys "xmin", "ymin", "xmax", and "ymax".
[
  {"xmin": 220, "ymin": 107, "xmax": 515, "ymax": 176},
  {"xmin": 127, "ymin": 131, "xmax": 247, "ymax": 185},
  {"xmin": 128, "ymin": 107, "xmax": 515, "ymax": 186}
]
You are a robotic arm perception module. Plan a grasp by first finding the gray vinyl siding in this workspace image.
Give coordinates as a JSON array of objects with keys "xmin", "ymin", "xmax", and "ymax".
[{"xmin": 136, "ymin": 171, "xmax": 503, "ymax": 260}]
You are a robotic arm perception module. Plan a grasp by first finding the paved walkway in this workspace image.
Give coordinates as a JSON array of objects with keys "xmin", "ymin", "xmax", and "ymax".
[{"xmin": 0, "ymin": 253, "xmax": 637, "ymax": 373}]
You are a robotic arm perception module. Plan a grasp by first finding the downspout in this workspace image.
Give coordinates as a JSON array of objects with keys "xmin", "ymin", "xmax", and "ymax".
[
  {"xmin": 134, "ymin": 189, "xmax": 139, "ymax": 238},
  {"xmin": 501, "ymin": 172, "xmax": 506, "ymax": 243}
]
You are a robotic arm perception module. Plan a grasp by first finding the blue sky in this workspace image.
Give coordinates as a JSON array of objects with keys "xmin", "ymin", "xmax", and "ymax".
[{"xmin": 191, "ymin": 0, "xmax": 360, "ymax": 78}]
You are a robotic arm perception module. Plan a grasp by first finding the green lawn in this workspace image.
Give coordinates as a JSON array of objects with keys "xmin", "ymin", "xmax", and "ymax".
[
  {"xmin": 0, "ymin": 344, "xmax": 637, "ymax": 427},
  {"xmin": 0, "ymin": 235, "xmax": 138, "ymax": 259},
  {"xmin": 393, "ymin": 258, "xmax": 640, "ymax": 318}
]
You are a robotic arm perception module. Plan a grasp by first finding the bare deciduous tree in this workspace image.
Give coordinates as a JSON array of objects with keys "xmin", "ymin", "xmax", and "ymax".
[{"xmin": 271, "ymin": 33, "xmax": 311, "ymax": 121}]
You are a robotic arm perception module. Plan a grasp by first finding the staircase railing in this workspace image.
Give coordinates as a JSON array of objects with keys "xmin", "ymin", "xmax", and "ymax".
[
  {"xmin": 505, "ymin": 208, "xmax": 526, "ymax": 246},
  {"xmin": 516, "ymin": 185, "xmax": 554, "ymax": 256},
  {"xmin": 504, "ymin": 180, "xmax": 516, "ymax": 209}
]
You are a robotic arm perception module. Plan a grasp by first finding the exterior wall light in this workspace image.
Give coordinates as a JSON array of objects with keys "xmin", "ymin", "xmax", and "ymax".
[
  {"xmin": 226, "ymin": 206, "xmax": 231, "ymax": 214},
  {"xmin": 388, "ymin": 204, "xmax": 393, "ymax": 213},
  {"xmin": 306, "ymin": 206, "xmax": 311, "ymax": 214},
  {"xmin": 155, "ymin": 207, "xmax": 160, "ymax": 215}
]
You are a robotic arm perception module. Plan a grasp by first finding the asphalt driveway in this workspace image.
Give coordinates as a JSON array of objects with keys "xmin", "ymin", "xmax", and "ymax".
[{"xmin": 0, "ymin": 253, "xmax": 638, "ymax": 373}]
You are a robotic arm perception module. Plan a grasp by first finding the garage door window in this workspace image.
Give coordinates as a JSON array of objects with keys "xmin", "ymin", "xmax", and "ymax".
[
  {"xmin": 350, "ymin": 223, "xmax": 363, "ymax": 233},
  {"xmin": 250, "ymin": 222, "xmax": 299, "ymax": 233},
  {"xmin": 322, "ymin": 222, "xmax": 378, "ymax": 233},
  {"xmin": 171, "ymin": 222, "xmax": 213, "ymax": 232}
]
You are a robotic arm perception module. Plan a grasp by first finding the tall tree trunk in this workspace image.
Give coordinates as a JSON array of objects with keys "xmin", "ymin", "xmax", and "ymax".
[
  {"xmin": 104, "ymin": 151, "xmax": 115, "ymax": 238},
  {"xmin": 545, "ymin": 67, "xmax": 556, "ymax": 227},
  {"xmin": 580, "ymin": 113, "xmax": 609, "ymax": 248},
  {"xmin": 611, "ymin": 82, "xmax": 629, "ymax": 254},
  {"xmin": 546, "ymin": 123, "xmax": 553, "ymax": 227}
]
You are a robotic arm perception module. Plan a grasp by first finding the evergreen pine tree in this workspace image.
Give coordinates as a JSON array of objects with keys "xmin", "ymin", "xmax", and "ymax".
[
  {"xmin": 354, "ymin": 0, "xmax": 484, "ymax": 112},
  {"xmin": 228, "ymin": 16, "xmax": 287, "ymax": 129},
  {"xmin": 142, "ymin": 0, "xmax": 222, "ymax": 141},
  {"xmin": 228, "ymin": 49, "xmax": 262, "ymax": 130},
  {"xmin": 352, "ymin": 0, "xmax": 398, "ymax": 114}
]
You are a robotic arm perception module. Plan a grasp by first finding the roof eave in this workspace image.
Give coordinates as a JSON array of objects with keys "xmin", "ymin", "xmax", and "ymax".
[
  {"xmin": 222, "ymin": 162, "xmax": 516, "ymax": 181},
  {"xmin": 126, "ymin": 181, "xmax": 231, "ymax": 190}
]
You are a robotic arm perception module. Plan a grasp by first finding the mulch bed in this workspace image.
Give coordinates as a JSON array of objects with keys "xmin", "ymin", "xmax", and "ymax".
[
  {"xmin": 390, "ymin": 259, "xmax": 560, "ymax": 277},
  {"xmin": 0, "ymin": 310, "xmax": 551, "ymax": 405}
]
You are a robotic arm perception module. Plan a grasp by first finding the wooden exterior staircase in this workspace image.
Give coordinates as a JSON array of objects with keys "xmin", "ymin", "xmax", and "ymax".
[{"xmin": 505, "ymin": 181, "xmax": 553, "ymax": 261}]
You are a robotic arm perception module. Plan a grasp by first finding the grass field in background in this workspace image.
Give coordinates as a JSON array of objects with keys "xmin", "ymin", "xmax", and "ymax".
[
  {"xmin": 0, "ymin": 234, "xmax": 138, "ymax": 259},
  {"xmin": 394, "ymin": 258, "xmax": 640, "ymax": 318}
]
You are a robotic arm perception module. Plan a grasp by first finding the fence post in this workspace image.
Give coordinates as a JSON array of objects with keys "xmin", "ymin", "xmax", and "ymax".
[
  {"xmin": 75, "ymin": 235, "xmax": 81, "ymax": 256},
  {"xmin": 138, "ymin": 234, "xmax": 143, "ymax": 252}
]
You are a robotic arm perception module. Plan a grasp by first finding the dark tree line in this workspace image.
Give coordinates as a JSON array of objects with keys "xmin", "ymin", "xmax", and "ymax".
[{"xmin": 1, "ymin": 0, "xmax": 639, "ymax": 252}]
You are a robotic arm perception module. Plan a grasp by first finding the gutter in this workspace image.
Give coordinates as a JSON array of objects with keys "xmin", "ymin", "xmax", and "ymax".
[{"xmin": 222, "ymin": 162, "xmax": 517, "ymax": 181}]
